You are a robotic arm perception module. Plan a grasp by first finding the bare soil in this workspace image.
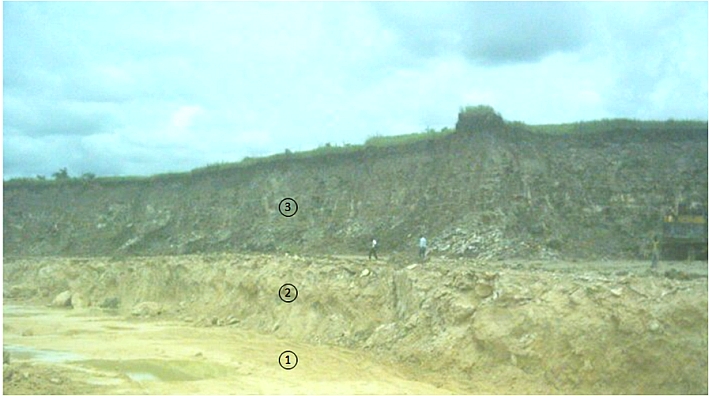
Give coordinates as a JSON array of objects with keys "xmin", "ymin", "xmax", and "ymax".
[
  {"xmin": 3, "ymin": 305, "xmax": 456, "ymax": 394},
  {"xmin": 3, "ymin": 254, "xmax": 708, "ymax": 394}
]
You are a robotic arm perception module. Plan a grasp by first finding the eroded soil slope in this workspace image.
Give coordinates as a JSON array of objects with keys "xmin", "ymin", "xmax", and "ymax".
[{"xmin": 4, "ymin": 254, "xmax": 707, "ymax": 394}]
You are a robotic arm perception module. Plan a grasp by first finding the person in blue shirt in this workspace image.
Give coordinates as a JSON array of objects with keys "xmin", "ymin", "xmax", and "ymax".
[{"xmin": 419, "ymin": 236, "xmax": 427, "ymax": 260}]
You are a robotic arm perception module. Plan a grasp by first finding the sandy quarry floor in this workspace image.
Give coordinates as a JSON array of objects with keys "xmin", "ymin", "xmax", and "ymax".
[{"xmin": 3, "ymin": 304, "xmax": 465, "ymax": 395}]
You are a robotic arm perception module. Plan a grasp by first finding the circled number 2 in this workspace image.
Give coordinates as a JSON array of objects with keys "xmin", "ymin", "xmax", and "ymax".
[{"xmin": 279, "ymin": 283, "xmax": 298, "ymax": 303}]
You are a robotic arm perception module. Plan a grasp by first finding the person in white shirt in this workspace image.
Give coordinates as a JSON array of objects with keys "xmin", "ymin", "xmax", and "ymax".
[{"xmin": 369, "ymin": 238, "xmax": 378, "ymax": 260}]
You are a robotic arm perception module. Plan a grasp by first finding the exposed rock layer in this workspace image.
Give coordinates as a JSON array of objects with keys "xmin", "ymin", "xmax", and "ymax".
[{"xmin": 4, "ymin": 125, "xmax": 707, "ymax": 259}]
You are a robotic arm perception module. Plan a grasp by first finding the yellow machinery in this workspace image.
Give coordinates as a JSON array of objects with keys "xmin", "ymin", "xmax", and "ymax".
[{"xmin": 662, "ymin": 202, "xmax": 708, "ymax": 260}]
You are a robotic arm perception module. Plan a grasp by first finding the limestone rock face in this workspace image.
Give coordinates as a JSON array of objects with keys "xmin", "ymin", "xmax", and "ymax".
[{"xmin": 4, "ymin": 120, "xmax": 706, "ymax": 261}]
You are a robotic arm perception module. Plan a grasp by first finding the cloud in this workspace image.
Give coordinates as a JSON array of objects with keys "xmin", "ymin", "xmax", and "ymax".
[
  {"xmin": 2, "ymin": 2, "xmax": 706, "ymax": 180},
  {"xmin": 3, "ymin": 134, "xmax": 85, "ymax": 177},
  {"xmin": 170, "ymin": 105, "xmax": 203, "ymax": 130},
  {"xmin": 373, "ymin": 2, "xmax": 591, "ymax": 66},
  {"xmin": 585, "ymin": 2, "xmax": 708, "ymax": 119},
  {"xmin": 4, "ymin": 96, "xmax": 122, "ymax": 138}
]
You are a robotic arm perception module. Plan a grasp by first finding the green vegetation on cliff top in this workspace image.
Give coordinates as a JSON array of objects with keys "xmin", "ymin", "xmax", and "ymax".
[{"xmin": 4, "ymin": 105, "xmax": 707, "ymax": 187}]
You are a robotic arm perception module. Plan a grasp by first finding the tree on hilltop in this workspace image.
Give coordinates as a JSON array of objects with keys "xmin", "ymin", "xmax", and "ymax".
[
  {"xmin": 455, "ymin": 105, "xmax": 505, "ymax": 134},
  {"xmin": 52, "ymin": 167, "xmax": 70, "ymax": 181}
]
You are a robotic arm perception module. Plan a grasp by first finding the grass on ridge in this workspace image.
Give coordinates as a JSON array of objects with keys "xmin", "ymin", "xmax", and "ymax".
[{"xmin": 5, "ymin": 118, "xmax": 706, "ymax": 187}]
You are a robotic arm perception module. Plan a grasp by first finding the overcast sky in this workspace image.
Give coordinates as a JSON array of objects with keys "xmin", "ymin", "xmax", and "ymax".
[{"xmin": 3, "ymin": 1, "xmax": 708, "ymax": 179}]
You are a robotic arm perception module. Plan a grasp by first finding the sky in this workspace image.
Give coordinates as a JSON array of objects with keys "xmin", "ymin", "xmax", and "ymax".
[{"xmin": 3, "ymin": 1, "xmax": 708, "ymax": 180}]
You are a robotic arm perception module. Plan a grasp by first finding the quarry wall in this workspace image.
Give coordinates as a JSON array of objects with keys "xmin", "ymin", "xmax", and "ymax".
[{"xmin": 4, "ymin": 125, "xmax": 707, "ymax": 259}]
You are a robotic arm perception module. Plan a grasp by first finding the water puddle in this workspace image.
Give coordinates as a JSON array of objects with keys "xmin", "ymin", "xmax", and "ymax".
[
  {"xmin": 78, "ymin": 359, "xmax": 232, "ymax": 382},
  {"xmin": 4, "ymin": 345, "xmax": 233, "ymax": 383},
  {"xmin": 126, "ymin": 371, "xmax": 160, "ymax": 381},
  {"xmin": 102, "ymin": 325, "xmax": 138, "ymax": 331},
  {"xmin": 4, "ymin": 344, "xmax": 83, "ymax": 363},
  {"xmin": 3, "ymin": 306, "xmax": 47, "ymax": 317}
]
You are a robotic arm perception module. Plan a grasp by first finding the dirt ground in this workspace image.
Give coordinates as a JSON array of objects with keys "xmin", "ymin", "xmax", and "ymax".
[
  {"xmin": 3, "ymin": 305, "xmax": 460, "ymax": 394},
  {"xmin": 3, "ymin": 254, "xmax": 708, "ymax": 394}
]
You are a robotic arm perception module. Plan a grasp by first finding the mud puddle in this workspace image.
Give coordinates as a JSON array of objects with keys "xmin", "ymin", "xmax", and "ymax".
[
  {"xmin": 3, "ymin": 344, "xmax": 82, "ymax": 363},
  {"xmin": 2, "ymin": 345, "xmax": 217, "ymax": 383},
  {"xmin": 79, "ymin": 359, "xmax": 233, "ymax": 382}
]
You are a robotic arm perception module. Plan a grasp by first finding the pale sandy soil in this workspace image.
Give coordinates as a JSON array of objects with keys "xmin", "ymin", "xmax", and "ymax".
[{"xmin": 3, "ymin": 304, "xmax": 461, "ymax": 394}]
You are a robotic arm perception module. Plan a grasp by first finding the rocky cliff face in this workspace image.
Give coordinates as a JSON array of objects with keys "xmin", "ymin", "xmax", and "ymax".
[{"xmin": 4, "ymin": 124, "xmax": 707, "ymax": 259}]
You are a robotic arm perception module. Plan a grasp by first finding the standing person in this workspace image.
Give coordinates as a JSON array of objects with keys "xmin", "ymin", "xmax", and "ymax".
[
  {"xmin": 419, "ymin": 236, "xmax": 427, "ymax": 261},
  {"xmin": 369, "ymin": 238, "xmax": 378, "ymax": 260},
  {"xmin": 651, "ymin": 235, "xmax": 661, "ymax": 270}
]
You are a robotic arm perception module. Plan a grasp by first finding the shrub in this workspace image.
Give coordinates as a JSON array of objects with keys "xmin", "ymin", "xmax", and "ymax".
[
  {"xmin": 455, "ymin": 105, "xmax": 505, "ymax": 133},
  {"xmin": 52, "ymin": 167, "xmax": 70, "ymax": 181}
]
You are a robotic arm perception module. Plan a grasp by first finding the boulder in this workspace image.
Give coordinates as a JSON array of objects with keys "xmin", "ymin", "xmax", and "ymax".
[
  {"xmin": 131, "ymin": 301, "xmax": 163, "ymax": 317},
  {"xmin": 51, "ymin": 290, "xmax": 73, "ymax": 307},
  {"xmin": 99, "ymin": 297, "xmax": 121, "ymax": 309},
  {"xmin": 475, "ymin": 283, "xmax": 494, "ymax": 298},
  {"xmin": 3, "ymin": 364, "xmax": 14, "ymax": 381},
  {"xmin": 70, "ymin": 292, "xmax": 88, "ymax": 309}
]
